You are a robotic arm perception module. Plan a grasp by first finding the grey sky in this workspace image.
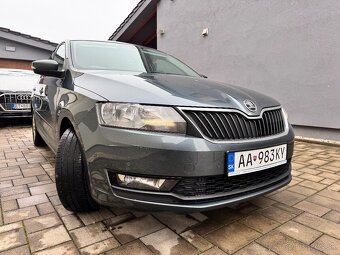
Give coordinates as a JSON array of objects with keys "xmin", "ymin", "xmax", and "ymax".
[{"xmin": 0, "ymin": 0, "xmax": 140, "ymax": 44}]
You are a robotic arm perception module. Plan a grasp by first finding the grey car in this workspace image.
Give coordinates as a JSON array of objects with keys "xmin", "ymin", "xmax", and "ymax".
[{"xmin": 31, "ymin": 40, "xmax": 294, "ymax": 212}]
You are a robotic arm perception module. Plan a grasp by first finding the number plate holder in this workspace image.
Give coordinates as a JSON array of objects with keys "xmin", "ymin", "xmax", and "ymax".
[{"xmin": 227, "ymin": 144, "xmax": 287, "ymax": 176}]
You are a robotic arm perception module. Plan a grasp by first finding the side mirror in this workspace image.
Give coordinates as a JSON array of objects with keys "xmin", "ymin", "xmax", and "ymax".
[{"xmin": 32, "ymin": 59, "xmax": 64, "ymax": 78}]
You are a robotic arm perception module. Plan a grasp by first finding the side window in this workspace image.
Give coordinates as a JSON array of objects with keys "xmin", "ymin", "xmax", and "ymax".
[{"xmin": 53, "ymin": 43, "xmax": 65, "ymax": 70}]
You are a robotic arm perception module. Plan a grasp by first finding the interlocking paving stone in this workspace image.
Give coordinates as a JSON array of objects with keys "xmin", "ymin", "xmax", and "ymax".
[
  {"xmin": 36, "ymin": 202, "xmax": 55, "ymax": 215},
  {"xmin": 277, "ymin": 221, "xmax": 322, "ymax": 244},
  {"xmin": 268, "ymin": 190, "xmax": 306, "ymax": 206},
  {"xmin": 1, "ymin": 127, "xmax": 340, "ymax": 255},
  {"xmin": 180, "ymin": 230, "xmax": 214, "ymax": 252},
  {"xmin": 205, "ymin": 222, "xmax": 261, "ymax": 253},
  {"xmin": 311, "ymin": 235, "xmax": 340, "ymax": 255},
  {"xmin": 0, "ymin": 245, "xmax": 30, "ymax": 255},
  {"xmin": 49, "ymin": 195, "xmax": 61, "ymax": 206},
  {"xmin": 29, "ymin": 183, "xmax": 56, "ymax": 195},
  {"xmin": 258, "ymin": 206, "xmax": 296, "ymax": 223},
  {"xmin": 0, "ymin": 228, "xmax": 27, "ymax": 252},
  {"xmin": 106, "ymin": 240, "xmax": 152, "ymax": 255},
  {"xmin": 12, "ymin": 176, "xmax": 38, "ymax": 186},
  {"xmin": 0, "ymin": 222, "xmax": 22, "ymax": 234},
  {"xmin": 272, "ymin": 202, "xmax": 304, "ymax": 215},
  {"xmin": 102, "ymin": 213, "xmax": 135, "ymax": 228},
  {"xmin": 17, "ymin": 194, "xmax": 48, "ymax": 208},
  {"xmin": 21, "ymin": 165, "xmax": 45, "ymax": 178},
  {"xmin": 0, "ymin": 180, "xmax": 12, "ymax": 189},
  {"xmin": 79, "ymin": 237, "xmax": 119, "ymax": 255},
  {"xmin": 0, "ymin": 192, "xmax": 30, "ymax": 202},
  {"xmin": 77, "ymin": 208, "xmax": 115, "ymax": 225},
  {"xmin": 306, "ymin": 195, "xmax": 340, "ymax": 212},
  {"xmin": 234, "ymin": 242, "xmax": 276, "ymax": 255},
  {"xmin": 62, "ymin": 214, "xmax": 83, "ymax": 231},
  {"xmin": 153, "ymin": 212, "xmax": 198, "ymax": 234},
  {"xmin": 192, "ymin": 207, "xmax": 244, "ymax": 236},
  {"xmin": 1, "ymin": 200, "xmax": 18, "ymax": 212},
  {"xmin": 322, "ymin": 210, "xmax": 340, "ymax": 224},
  {"xmin": 317, "ymin": 189, "xmax": 340, "ymax": 201},
  {"xmin": 188, "ymin": 212, "xmax": 209, "ymax": 222},
  {"xmin": 257, "ymin": 231, "xmax": 323, "ymax": 255},
  {"xmin": 24, "ymin": 213, "xmax": 61, "ymax": 234},
  {"xmin": 299, "ymin": 173, "xmax": 324, "ymax": 182},
  {"xmin": 55, "ymin": 205, "xmax": 73, "ymax": 217},
  {"xmin": 69, "ymin": 222, "xmax": 112, "ymax": 248},
  {"xmin": 0, "ymin": 185, "xmax": 28, "ymax": 198},
  {"xmin": 294, "ymin": 200, "xmax": 331, "ymax": 216},
  {"xmin": 249, "ymin": 196, "xmax": 276, "ymax": 208},
  {"xmin": 318, "ymin": 172, "xmax": 340, "ymax": 181},
  {"xmin": 3, "ymin": 206, "xmax": 39, "ymax": 224},
  {"xmin": 33, "ymin": 241, "xmax": 79, "ymax": 255},
  {"xmin": 28, "ymin": 225, "xmax": 71, "ymax": 252},
  {"xmin": 240, "ymin": 213, "xmax": 280, "ymax": 234},
  {"xmin": 200, "ymin": 247, "xmax": 227, "ymax": 255},
  {"xmin": 111, "ymin": 215, "xmax": 164, "ymax": 244},
  {"xmin": 141, "ymin": 228, "xmax": 199, "ymax": 255},
  {"xmin": 295, "ymin": 212, "xmax": 340, "ymax": 240},
  {"xmin": 287, "ymin": 185, "xmax": 318, "ymax": 196},
  {"xmin": 299, "ymin": 180, "xmax": 327, "ymax": 191}
]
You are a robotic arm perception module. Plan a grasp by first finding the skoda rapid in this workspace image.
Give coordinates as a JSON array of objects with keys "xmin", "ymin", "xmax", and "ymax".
[{"xmin": 31, "ymin": 40, "xmax": 294, "ymax": 212}]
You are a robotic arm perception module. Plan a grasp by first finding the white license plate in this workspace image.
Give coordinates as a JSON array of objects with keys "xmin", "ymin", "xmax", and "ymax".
[
  {"xmin": 227, "ymin": 144, "xmax": 287, "ymax": 176},
  {"xmin": 12, "ymin": 103, "xmax": 30, "ymax": 110}
]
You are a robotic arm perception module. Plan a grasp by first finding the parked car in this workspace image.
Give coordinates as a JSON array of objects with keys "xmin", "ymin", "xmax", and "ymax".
[
  {"xmin": 31, "ymin": 40, "xmax": 294, "ymax": 212},
  {"xmin": 0, "ymin": 69, "xmax": 37, "ymax": 118}
]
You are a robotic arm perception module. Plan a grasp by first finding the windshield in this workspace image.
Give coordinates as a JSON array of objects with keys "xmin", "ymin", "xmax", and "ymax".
[{"xmin": 70, "ymin": 41, "xmax": 200, "ymax": 77}]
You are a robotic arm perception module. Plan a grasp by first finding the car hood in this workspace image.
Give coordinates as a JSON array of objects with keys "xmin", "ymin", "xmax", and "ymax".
[
  {"xmin": 0, "ymin": 74, "xmax": 38, "ymax": 92},
  {"xmin": 74, "ymin": 70, "xmax": 280, "ymax": 115}
]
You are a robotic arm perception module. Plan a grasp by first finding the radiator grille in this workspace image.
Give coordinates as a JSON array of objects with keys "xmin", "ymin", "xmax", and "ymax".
[
  {"xmin": 0, "ymin": 93, "xmax": 31, "ymax": 111},
  {"xmin": 183, "ymin": 108, "xmax": 285, "ymax": 140}
]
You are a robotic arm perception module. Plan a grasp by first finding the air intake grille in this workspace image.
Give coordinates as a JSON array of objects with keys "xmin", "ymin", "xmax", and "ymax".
[
  {"xmin": 173, "ymin": 162, "xmax": 290, "ymax": 197},
  {"xmin": 183, "ymin": 108, "xmax": 285, "ymax": 140}
]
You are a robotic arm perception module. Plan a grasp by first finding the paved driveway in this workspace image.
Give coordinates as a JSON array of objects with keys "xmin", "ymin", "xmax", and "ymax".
[{"xmin": 0, "ymin": 124, "xmax": 339, "ymax": 255}]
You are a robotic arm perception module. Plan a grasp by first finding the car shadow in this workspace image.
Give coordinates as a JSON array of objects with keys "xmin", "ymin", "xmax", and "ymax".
[{"xmin": 0, "ymin": 118, "xmax": 32, "ymax": 128}]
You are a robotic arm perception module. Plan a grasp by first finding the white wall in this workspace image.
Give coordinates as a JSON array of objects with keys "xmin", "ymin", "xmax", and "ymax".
[{"xmin": 157, "ymin": 0, "xmax": 340, "ymax": 140}]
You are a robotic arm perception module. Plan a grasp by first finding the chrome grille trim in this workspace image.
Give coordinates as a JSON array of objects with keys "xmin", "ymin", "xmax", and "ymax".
[{"xmin": 0, "ymin": 93, "xmax": 31, "ymax": 112}]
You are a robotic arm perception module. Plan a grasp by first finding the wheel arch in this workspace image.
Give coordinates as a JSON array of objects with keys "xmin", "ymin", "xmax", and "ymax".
[{"xmin": 57, "ymin": 110, "xmax": 85, "ymax": 149}]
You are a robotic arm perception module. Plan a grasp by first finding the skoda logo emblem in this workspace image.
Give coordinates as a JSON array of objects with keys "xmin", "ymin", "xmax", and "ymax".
[{"xmin": 244, "ymin": 99, "xmax": 257, "ymax": 112}]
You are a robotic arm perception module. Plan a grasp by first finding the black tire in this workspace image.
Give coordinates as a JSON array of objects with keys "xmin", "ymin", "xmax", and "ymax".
[
  {"xmin": 32, "ymin": 113, "xmax": 46, "ymax": 146},
  {"xmin": 55, "ymin": 128, "xmax": 99, "ymax": 212}
]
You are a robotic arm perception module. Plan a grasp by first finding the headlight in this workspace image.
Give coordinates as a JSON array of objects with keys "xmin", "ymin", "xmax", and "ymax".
[{"xmin": 97, "ymin": 103, "xmax": 187, "ymax": 133}]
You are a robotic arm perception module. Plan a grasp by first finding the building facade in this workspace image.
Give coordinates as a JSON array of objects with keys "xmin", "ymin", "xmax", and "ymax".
[
  {"xmin": 110, "ymin": 0, "xmax": 340, "ymax": 141},
  {"xmin": 0, "ymin": 27, "xmax": 57, "ymax": 70}
]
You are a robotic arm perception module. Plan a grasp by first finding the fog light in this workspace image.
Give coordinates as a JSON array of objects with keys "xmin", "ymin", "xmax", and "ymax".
[{"xmin": 116, "ymin": 174, "xmax": 177, "ymax": 191}]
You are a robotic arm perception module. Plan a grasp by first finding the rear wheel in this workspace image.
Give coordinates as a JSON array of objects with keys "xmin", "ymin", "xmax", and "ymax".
[
  {"xmin": 55, "ymin": 128, "xmax": 99, "ymax": 212},
  {"xmin": 32, "ymin": 113, "xmax": 46, "ymax": 146}
]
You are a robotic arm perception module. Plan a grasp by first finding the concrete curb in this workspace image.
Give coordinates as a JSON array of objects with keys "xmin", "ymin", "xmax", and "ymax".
[{"xmin": 295, "ymin": 136, "xmax": 340, "ymax": 148}]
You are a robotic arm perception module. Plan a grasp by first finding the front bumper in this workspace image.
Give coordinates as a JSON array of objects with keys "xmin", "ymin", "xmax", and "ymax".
[
  {"xmin": 0, "ymin": 110, "xmax": 31, "ymax": 118},
  {"xmin": 83, "ymin": 120, "xmax": 294, "ymax": 212}
]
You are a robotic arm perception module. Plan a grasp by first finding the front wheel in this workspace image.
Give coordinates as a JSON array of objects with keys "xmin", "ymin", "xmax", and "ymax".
[{"xmin": 55, "ymin": 128, "xmax": 99, "ymax": 212}]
